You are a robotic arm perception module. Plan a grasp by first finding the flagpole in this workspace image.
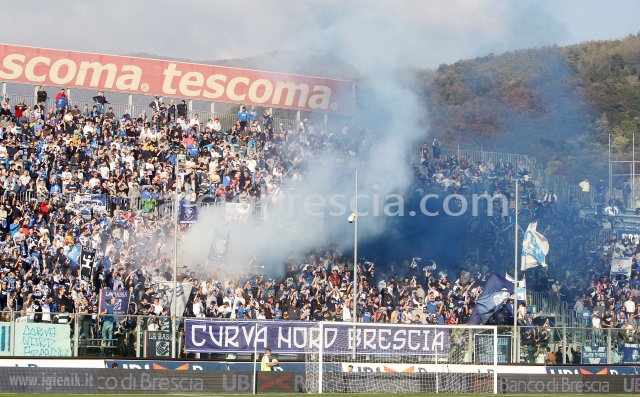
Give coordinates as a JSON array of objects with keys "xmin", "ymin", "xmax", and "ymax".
[{"xmin": 513, "ymin": 179, "xmax": 519, "ymax": 363}]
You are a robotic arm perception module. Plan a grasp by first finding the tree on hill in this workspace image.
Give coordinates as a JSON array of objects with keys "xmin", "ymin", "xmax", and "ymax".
[{"xmin": 415, "ymin": 33, "xmax": 640, "ymax": 182}]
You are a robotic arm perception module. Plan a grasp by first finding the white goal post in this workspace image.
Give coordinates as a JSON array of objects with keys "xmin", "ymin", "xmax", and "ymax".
[{"xmin": 305, "ymin": 322, "xmax": 498, "ymax": 394}]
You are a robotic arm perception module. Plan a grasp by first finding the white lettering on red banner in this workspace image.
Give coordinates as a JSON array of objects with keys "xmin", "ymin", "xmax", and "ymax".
[{"xmin": 0, "ymin": 44, "xmax": 352, "ymax": 113}]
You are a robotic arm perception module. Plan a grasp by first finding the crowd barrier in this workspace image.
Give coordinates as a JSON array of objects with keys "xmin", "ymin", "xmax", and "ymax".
[
  {"xmin": 5, "ymin": 93, "xmax": 300, "ymax": 133},
  {"xmin": 2, "ymin": 189, "xmax": 263, "ymax": 223},
  {"xmin": 1, "ymin": 312, "xmax": 638, "ymax": 366},
  {"xmin": 425, "ymin": 146, "xmax": 597, "ymax": 206}
]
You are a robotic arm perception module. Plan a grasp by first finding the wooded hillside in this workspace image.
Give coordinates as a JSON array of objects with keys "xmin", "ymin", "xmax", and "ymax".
[{"xmin": 418, "ymin": 34, "xmax": 640, "ymax": 179}]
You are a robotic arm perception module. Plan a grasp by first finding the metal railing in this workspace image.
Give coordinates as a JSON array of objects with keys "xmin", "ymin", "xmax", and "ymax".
[
  {"xmin": 528, "ymin": 292, "xmax": 563, "ymax": 318},
  {"xmin": 4, "ymin": 93, "xmax": 301, "ymax": 133},
  {"xmin": 543, "ymin": 171, "xmax": 597, "ymax": 207},
  {"xmin": 439, "ymin": 147, "xmax": 538, "ymax": 172},
  {"xmin": 499, "ymin": 325, "xmax": 639, "ymax": 365},
  {"xmin": 426, "ymin": 146, "xmax": 596, "ymax": 206},
  {"xmin": 1, "ymin": 188, "xmax": 263, "ymax": 223},
  {"xmin": 1, "ymin": 310, "xmax": 638, "ymax": 364},
  {"xmin": 590, "ymin": 227, "xmax": 614, "ymax": 244}
]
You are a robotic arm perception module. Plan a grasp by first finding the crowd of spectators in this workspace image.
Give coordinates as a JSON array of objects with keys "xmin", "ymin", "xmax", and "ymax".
[
  {"xmin": 0, "ymin": 88, "xmax": 517, "ymax": 334},
  {"xmin": 0, "ymin": 85, "xmax": 638, "ymax": 362}
]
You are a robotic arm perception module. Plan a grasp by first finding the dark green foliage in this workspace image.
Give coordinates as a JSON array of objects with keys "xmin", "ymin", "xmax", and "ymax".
[{"xmin": 415, "ymin": 34, "xmax": 640, "ymax": 180}]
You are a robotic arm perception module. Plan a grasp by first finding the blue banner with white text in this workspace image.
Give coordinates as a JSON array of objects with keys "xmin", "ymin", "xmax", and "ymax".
[
  {"xmin": 184, "ymin": 320, "xmax": 449, "ymax": 355},
  {"xmin": 99, "ymin": 289, "xmax": 131, "ymax": 315},
  {"xmin": 622, "ymin": 343, "xmax": 640, "ymax": 364},
  {"xmin": 581, "ymin": 346, "xmax": 608, "ymax": 364},
  {"xmin": 179, "ymin": 202, "xmax": 198, "ymax": 224}
]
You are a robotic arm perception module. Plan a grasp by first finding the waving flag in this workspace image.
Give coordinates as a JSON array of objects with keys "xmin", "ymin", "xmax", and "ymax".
[
  {"xmin": 209, "ymin": 229, "xmax": 229, "ymax": 261},
  {"xmin": 505, "ymin": 273, "xmax": 527, "ymax": 301},
  {"xmin": 179, "ymin": 202, "xmax": 199, "ymax": 224},
  {"xmin": 469, "ymin": 273, "xmax": 514, "ymax": 325},
  {"xmin": 153, "ymin": 281, "xmax": 193, "ymax": 318},
  {"xmin": 521, "ymin": 222, "xmax": 549, "ymax": 271},
  {"xmin": 66, "ymin": 245, "xmax": 82, "ymax": 264},
  {"xmin": 610, "ymin": 256, "xmax": 633, "ymax": 278}
]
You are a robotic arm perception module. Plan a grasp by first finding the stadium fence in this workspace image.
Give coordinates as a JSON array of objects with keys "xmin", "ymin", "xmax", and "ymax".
[{"xmin": 0, "ymin": 312, "xmax": 637, "ymax": 366}]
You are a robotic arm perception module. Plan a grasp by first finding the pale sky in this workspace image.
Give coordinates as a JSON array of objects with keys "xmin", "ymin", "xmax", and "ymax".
[{"xmin": 2, "ymin": 0, "xmax": 638, "ymax": 70}]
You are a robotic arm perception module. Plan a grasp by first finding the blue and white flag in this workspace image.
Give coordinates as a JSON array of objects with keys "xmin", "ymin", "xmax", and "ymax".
[
  {"xmin": 99, "ymin": 289, "xmax": 131, "ymax": 315},
  {"xmin": 66, "ymin": 245, "xmax": 82, "ymax": 264},
  {"xmin": 469, "ymin": 273, "xmax": 513, "ymax": 325},
  {"xmin": 610, "ymin": 256, "xmax": 633, "ymax": 278},
  {"xmin": 505, "ymin": 273, "xmax": 527, "ymax": 301},
  {"xmin": 622, "ymin": 343, "xmax": 640, "ymax": 364},
  {"xmin": 521, "ymin": 222, "xmax": 549, "ymax": 271},
  {"xmin": 208, "ymin": 229, "xmax": 229, "ymax": 261},
  {"xmin": 582, "ymin": 346, "xmax": 607, "ymax": 364},
  {"xmin": 179, "ymin": 202, "xmax": 199, "ymax": 224}
]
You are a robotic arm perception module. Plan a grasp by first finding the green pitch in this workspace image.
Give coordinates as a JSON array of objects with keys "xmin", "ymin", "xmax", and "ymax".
[{"xmin": 0, "ymin": 393, "xmax": 629, "ymax": 397}]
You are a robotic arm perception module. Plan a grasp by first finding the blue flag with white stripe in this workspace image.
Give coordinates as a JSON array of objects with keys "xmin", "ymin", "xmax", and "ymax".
[
  {"xmin": 521, "ymin": 222, "xmax": 549, "ymax": 271},
  {"xmin": 66, "ymin": 245, "xmax": 82, "ymax": 264}
]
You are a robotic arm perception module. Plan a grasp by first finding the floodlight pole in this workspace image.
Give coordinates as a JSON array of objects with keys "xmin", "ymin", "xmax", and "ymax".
[
  {"xmin": 172, "ymin": 156, "xmax": 182, "ymax": 359},
  {"xmin": 352, "ymin": 169, "xmax": 358, "ymax": 360},
  {"xmin": 633, "ymin": 133, "xmax": 635, "ymax": 206}
]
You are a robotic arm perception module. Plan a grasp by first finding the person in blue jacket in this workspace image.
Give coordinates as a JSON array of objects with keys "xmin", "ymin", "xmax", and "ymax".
[{"xmin": 237, "ymin": 106, "xmax": 249, "ymax": 130}]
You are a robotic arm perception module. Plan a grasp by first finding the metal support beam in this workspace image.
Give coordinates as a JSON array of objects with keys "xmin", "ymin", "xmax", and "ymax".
[{"xmin": 513, "ymin": 180, "xmax": 519, "ymax": 363}]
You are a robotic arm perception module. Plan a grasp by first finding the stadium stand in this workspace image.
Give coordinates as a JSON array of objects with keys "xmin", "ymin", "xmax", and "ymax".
[{"xmin": 0, "ymin": 86, "xmax": 637, "ymax": 364}]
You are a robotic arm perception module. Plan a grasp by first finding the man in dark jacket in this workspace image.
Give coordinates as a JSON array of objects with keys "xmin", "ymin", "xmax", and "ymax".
[
  {"xmin": 177, "ymin": 100, "xmax": 188, "ymax": 119},
  {"xmin": 556, "ymin": 346, "xmax": 570, "ymax": 364},
  {"xmin": 92, "ymin": 91, "xmax": 108, "ymax": 113},
  {"xmin": 36, "ymin": 86, "xmax": 48, "ymax": 105},
  {"xmin": 571, "ymin": 345, "xmax": 582, "ymax": 364}
]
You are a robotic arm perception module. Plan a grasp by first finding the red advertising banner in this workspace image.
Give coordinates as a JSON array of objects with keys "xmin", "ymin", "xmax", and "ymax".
[{"xmin": 0, "ymin": 43, "xmax": 353, "ymax": 113}]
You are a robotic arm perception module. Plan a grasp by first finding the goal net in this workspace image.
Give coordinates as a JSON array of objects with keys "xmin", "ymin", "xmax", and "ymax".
[{"xmin": 305, "ymin": 322, "xmax": 498, "ymax": 394}]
